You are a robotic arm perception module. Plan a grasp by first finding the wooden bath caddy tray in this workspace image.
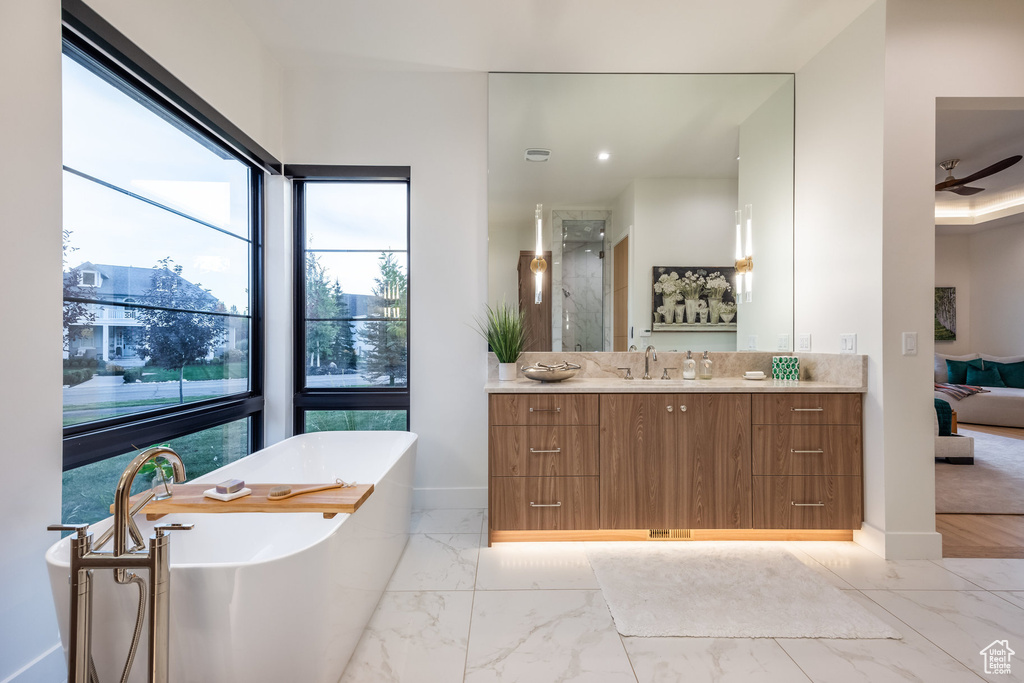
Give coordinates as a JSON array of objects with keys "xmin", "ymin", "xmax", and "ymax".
[{"xmin": 111, "ymin": 483, "xmax": 374, "ymax": 520}]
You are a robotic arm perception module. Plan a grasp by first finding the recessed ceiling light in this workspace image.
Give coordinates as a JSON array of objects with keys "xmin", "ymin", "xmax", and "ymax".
[{"xmin": 597, "ymin": 152, "xmax": 610, "ymax": 161}]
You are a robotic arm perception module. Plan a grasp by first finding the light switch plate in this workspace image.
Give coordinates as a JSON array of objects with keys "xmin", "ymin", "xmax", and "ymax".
[
  {"xmin": 902, "ymin": 331, "xmax": 918, "ymax": 356},
  {"xmin": 777, "ymin": 334, "xmax": 790, "ymax": 351},
  {"xmin": 840, "ymin": 333, "xmax": 857, "ymax": 354},
  {"xmin": 747, "ymin": 335, "xmax": 758, "ymax": 351},
  {"xmin": 798, "ymin": 333, "xmax": 811, "ymax": 352}
]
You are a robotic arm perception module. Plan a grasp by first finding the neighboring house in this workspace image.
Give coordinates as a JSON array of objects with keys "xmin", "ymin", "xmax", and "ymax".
[{"xmin": 64, "ymin": 262, "xmax": 227, "ymax": 364}]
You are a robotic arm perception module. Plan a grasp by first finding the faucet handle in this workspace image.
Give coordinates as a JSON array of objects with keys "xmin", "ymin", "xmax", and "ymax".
[
  {"xmin": 154, "ymin": 523, "xmax": 194, "ymax": 538},
  {"xmin": 617, "ymin": 367, "xmax": 634, "ymax": 380},
  {"xmin": 661, "ymin": 367, "xmax": 678, "ymax": 380},
  {"xmin": 48, "ymin": 523, "xmax": 90, "ymax": 538}
]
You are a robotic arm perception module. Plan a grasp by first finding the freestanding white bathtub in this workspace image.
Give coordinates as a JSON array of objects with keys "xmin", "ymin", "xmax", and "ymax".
[{"xmin": 46, "ymin": 431, "xmax": 417, "ymax": 683}]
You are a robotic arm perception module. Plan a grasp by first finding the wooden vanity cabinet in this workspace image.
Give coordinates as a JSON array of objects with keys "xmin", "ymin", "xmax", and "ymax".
[
  {"xmin": 599, "ymin": 393, "xmax": 751, "ymax": 530},
  {"xmin": 751, "ymin": 394, "xmax": 863, "ymax": 530},
  {"xmin": 488, "ymin": 394, "xmax": 600, "ymax": 532},
  {"xmin": 488, "ymin": 390, "xmax": 863, "ymax": 539}
]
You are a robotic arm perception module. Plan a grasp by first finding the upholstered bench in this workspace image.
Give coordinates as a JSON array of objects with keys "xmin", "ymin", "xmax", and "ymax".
[{"xmin": 935, "ymin": 398, "xmax": 974, "ymax": 465}]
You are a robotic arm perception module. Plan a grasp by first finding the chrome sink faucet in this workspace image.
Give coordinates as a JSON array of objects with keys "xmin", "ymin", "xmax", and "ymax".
[{"xmin": 643, "ymin": 345, "xmax": 657, "ymax": 380}]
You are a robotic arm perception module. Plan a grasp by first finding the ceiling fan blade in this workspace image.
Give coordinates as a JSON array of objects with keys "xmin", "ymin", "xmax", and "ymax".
[
  {"xmin": 955, "ymin": 154, "xmax": 1022, "ymax": 186},
  {"xmin": 935, "ymin": 177, "xmax": 962, "ymax": 191},
  {"xmin": 948, "ymin": 185, "xmax": 985, "ymax": 196}
]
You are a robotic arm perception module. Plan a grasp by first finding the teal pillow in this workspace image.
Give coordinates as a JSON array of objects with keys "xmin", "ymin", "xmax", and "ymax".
[
  {"xmin": 966, "ymin": 365, "xmax": 1005, "ymax": 387},
  {"xmin": 946, "ymin": 358, "xmax": 984, "ymax": 384},
  {"xmin": 934, "ymin": 398, "xmax": 952, "ymax": 437},
  {"xmin": 985, "ymin": 360, "xmax": 1024, "ymax": 389}
]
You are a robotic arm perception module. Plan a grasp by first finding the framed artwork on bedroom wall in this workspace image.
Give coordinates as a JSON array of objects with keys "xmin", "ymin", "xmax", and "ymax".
[{"xmin": 935, "ymin": 286, "xmax": 956, "ymax": 341}]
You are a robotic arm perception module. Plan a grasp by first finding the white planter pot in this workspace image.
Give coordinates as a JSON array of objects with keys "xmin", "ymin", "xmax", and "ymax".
[{"xmin": 498, "ymin": 362, "xmax": 517, "ymax": 381}]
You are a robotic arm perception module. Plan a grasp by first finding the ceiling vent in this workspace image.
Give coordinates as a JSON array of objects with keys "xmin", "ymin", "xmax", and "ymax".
[{"xmin": 524, "ymin": 148, "xmax": 551, "ymax": 162}]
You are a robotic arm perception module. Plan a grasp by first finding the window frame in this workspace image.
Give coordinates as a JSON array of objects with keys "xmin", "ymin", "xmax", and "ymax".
[
  {"xmin": 61, "ymin": 3, "xmax": 276, "ymax": 470},
  {"xmin": 287, "ymin": 165, "xmax": 412, "ymax": 433}
]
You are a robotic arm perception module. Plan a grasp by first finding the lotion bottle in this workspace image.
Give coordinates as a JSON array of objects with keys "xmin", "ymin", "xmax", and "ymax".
[
  {"xmin": 699, "ymin": 350, "xmax": 713, "ymax": 380},
  {"xmin": 682, "ymin": 350, "xmax": 697, "ymax": 380}
]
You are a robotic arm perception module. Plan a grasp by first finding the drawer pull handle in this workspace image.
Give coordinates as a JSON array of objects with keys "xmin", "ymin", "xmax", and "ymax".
[
  {"xmin": 791, "ymin": 449, "xmax": 824, "ymax": 454},
  {"xmin": 529, "ymin": 448, "xmax": 562, "ymax": 454},
  {"xmin": 530, "ymin": 407, "xmax": 562, "ymax": 413},
  {"xmin": 529, "ymin": 501, "xmax": 562, "ymax": 508},
  {"xmin": 791, "ymin": 501, "xmax": 825, "ymax": 507},
  {"xmin": 791, "ymin": 407, "xmax": 824, "ymax": 412},
  {"xmin": 666, "ymin": 405, "xmax": 673, "ymax": 412},
  {"xmin": 679, "ymin": 405, "xmax": 687, "ymax": 412}
]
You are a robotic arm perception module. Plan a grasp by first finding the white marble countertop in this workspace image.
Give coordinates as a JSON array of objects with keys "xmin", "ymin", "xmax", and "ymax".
[{"xmin": 484, "ymin": 377, "xmax": 865, "ymax": 394}]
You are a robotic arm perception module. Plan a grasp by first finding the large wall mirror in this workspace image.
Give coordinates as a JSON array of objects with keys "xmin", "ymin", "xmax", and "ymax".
[{"xmin": 487, "ymin": 73, "xmax": 795, "ymax": 353}]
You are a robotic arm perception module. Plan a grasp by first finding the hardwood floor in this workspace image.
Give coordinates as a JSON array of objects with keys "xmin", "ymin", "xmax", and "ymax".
[{"xmin": 937, "ymin": 422, "xmax": 1024, "ymax": 558}]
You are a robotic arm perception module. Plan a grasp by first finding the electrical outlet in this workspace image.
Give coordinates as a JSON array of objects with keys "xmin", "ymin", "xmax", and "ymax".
[
  {"xmin": 902, "ymin": 331, "xmax": 918, "ymax": 356},
  {"xmin": 798, "ymin": 333, "xmax": 811, "ymax": 352},
  {"xmin": 747, "ymin": 335, "xmax": 758, "ymax": 351},
  {"xmin": 840, "ymin": 333, "xmax": 857, "ymax": 354},
  {"xmin": 777, "ymin": 334, "xmax": 790, "ymax": 351}
]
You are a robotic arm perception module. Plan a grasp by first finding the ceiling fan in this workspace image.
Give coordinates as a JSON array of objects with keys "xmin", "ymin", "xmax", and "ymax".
[{"xmin": 935, "ymin": 154, "xmax": 1022, "ymax": 196}]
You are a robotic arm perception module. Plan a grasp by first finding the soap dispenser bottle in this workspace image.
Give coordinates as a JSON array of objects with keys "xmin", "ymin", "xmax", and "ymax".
[
  {"xmin": 699, "ymin": 350, "xmax": 713, "ymax": 380},
  {"xmin": 682, "ymin": 351, "xmax": 697, "ymax": 380}
]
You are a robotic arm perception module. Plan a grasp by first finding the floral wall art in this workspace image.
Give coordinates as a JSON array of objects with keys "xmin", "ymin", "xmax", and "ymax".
[{"xmin": 652, "ymin": 266, "xmax": 738, "ymax": 330}]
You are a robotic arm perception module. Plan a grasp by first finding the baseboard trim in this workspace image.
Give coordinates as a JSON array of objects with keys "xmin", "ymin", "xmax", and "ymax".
[
  {"xmin": 855, "ymin": 523, "xmax": 943, "ymax": 559},
  {"xmin": 1, "ymin": 642, "xmax": 64, "ymax": 683},
  {"xmin": 413, "ymin": 486, "xmax": 487, "ymax": 510}
]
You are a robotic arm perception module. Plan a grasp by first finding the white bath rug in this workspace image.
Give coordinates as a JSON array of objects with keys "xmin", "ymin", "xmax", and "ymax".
[{"xmin": 585, "ymin": 542, "xmax": 900, "ymax": 639}]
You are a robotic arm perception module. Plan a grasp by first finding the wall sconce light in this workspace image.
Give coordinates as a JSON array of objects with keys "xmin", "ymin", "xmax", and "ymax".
[
  {"xmin": 734, "ymin": 204, "xmax": 753, "ymax": 303},
  {"xmin": 531, "ymin": 203, "xmax": 547, "ymax": 304}
]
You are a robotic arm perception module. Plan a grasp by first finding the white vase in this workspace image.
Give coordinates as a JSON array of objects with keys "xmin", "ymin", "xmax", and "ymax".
[
  {"xmin": 708, "ymin": 296, "xmax": 723, "ymax": 324},
  {"xmin": 674, "ymin": 304, "xmax": 686, "ymax": 324},
  {"xmin": 684, "ymin": 299, "xmax": 699, "ymax": 324},
  {"xmin": 498, "ymin": 362, "xmax": 517, "ymax": 381},
  {"xmin": 720, "ymin": 312, "xmax": 735, "ymax": 324}
]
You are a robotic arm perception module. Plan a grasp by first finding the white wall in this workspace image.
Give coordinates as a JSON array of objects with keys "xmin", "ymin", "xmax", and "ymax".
[
  {"xmin": 738, "ymin": 80, "xmax": 795, "ymax": 352},
  {"xmin": 284, "ymin": 68, "xmax": 490, "ymax": 507},
  {"xmin": 631, "ymin": 178, "xmax": 738, "ymax": 352},
  {"xmin": 967, "ymin": 221, "xmax": 1024, "ymax": 355},
  {"xmin": 878, "ymin": 0, "xmax": 1024, "ymax": 557},
  {"xmin": 934, "ymin": 234, "xmax": 972, "ymax": 355},
  {"xmin": 0, "ymin": 4, "xmax": 66, "ymax": 680},
  {"xmin": 0, "ymin": 3, "xmax": 287, "ymax": 678},
  {"xmin": 795, "ymin": 2, "xmax": 891, "ymax": 553},
  {"xmin": 487, "ymin": 218, "xmax": 532, "ymax": 310},
  {"xmin": 85, "ymin": 0, "xmax": 285, "ymax": 159},
  {"xmin": 936, "ymin": 222, "xmax": 1024, "ymax": 357}
]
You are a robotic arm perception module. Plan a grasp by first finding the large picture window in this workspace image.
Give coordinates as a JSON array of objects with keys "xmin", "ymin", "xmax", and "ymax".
[
  {"xmin": 289, "ymin": 168, "xmax": 411, "ymax": 432},
  {"xmin": 60, "ymin": 11, "xmax": 271, "ymax": 523}
]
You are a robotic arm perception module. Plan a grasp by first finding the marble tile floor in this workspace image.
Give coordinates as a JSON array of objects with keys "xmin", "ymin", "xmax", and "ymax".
[{"xmin": 340, "ymin": 509, "xmax": 1024, "ymax": 682}]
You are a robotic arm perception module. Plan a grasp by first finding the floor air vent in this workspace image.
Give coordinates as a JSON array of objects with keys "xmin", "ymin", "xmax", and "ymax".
[{"xmin": 648, "ymin": 529, "xmax": 692, "ymax": 540}]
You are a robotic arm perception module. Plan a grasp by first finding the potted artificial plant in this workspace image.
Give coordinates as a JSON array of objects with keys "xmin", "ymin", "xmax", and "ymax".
[{"xmin": 477, "ymin": 302, "xmax": 529, "ymax": 380}]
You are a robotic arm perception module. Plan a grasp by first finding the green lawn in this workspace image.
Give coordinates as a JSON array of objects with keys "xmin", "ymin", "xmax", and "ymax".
[
  {"xmin": 304, "ymin": 410, "xmax": 408, "ymax": 432},
  {"xmin": 131, "ymin": 362, "xmax": 248, "ymax": 383},
  {"xmin": 61, "ymin": 420, "xmax": 251, "ymax": 526}
]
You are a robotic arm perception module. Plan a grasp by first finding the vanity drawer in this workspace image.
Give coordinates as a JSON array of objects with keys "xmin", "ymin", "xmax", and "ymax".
[
  {"xmin": 752, "ymin": 426, "xmax": 862, "ymax": 476},
  {"xmin": 489, "ymin": 394, "xmax": 599, "ymax": 426},
  {"xmin": 751, "ymin": 394, "xmax": 861, "ymax": 426},
  {"xmin": 489, "ymin": 426, "xmax": 599, "ymax": 476},
  {"xmin": 490, "ymin": 476, "xmax": 599, "ymax": 530},
  {"xmin": 753, "ymin": 476, "xmax": 862, "ymax": 530}
]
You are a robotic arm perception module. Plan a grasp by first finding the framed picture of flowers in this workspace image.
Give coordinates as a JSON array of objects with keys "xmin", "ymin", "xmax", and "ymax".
[{"xmin": 652, "ymin": 266, "xmax": 738, "ymax": 330}]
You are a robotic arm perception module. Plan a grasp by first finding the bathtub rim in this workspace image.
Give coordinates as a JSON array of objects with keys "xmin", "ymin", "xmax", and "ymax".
[{"xmin": 47, "ymin": 431, "xmax": 417, "ymax": 571}]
